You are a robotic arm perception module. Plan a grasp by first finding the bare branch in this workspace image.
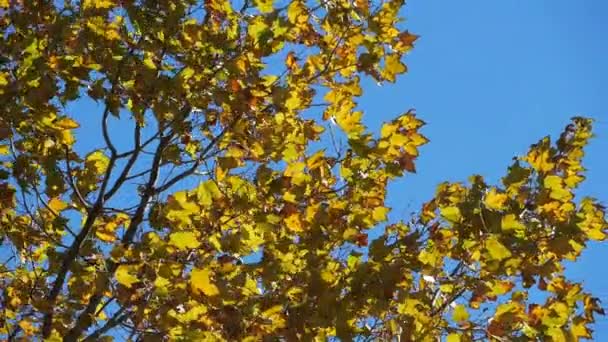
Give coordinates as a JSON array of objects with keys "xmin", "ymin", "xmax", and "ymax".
[
  {"xmin": 82, "ymin": 306, "xmax": 130, "ymax": 342},
  {"xmin": 103, "ymin": 123, "xmax": 142, "ymax": 201}
]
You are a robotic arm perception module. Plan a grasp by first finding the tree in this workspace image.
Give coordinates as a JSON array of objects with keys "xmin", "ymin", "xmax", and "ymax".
[{"xmin": 0, "ymin": 0, "xmax": 605, "ymax": 340}]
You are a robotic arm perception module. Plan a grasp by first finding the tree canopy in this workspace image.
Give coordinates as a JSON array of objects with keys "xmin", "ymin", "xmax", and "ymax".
[{"xmin": 0, "ymin": 0, "xmax": 606, "ymax": 341}]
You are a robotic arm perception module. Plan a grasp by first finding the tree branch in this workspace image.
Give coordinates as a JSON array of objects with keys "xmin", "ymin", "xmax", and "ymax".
[
  {"xmin": 103, "ymin": 123, "xmax": 142, "ymax": 201},
  {"xmin": 64, "ymin": 128, "xmax": 174, "ymax": 340},
  {"xmin": 41, "ymin": 45, "xmax": 135, "ymax": 338},
  {"xmin": 82, "ymin": 306, "xmax": 130, "ymax": 342}
]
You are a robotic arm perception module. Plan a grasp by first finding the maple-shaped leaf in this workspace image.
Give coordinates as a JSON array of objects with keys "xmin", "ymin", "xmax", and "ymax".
[{"xmin": 191, "ymin": 268, "xmax": 220, "ymax": 297}]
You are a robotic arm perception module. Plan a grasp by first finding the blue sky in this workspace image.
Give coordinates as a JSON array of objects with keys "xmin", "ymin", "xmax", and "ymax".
[{"xmin": 362, "ymin": 0, "xmax": 608, "ymax": 337}]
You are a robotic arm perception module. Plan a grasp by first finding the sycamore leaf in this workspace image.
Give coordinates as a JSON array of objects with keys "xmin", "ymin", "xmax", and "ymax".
[
  {"xmin": 372, "ymin": 206, "xmax": 390, "ymax": 222},
  {"xmin": 285, "ymin": 213, "xmax": 303, "ymax": 232},
  {"xmin": 48, "ymin": 198, "xmax": 68, "ymax": 212},
  {"xmin": 85, "ymin": 150, "xmax": 110, "ymax": 175},
  {"xmin": 383, "ymin": 54, "xmax": 407, "ymax": 82},
  {"xmin": 96, "ymin": 221, "xmax": 118, "ymax": 242},
  {"xmin": 525, "ymin": 138, "xmax": 554, "ymax": 173},
  {"xmin": 484, "ymin": 188, "xmax": 508, "ymax": 210},
  {"xmin": 82, "ymin": 0, "xmax": 114, "ymax": 9},
  {"xmin": 501, "ymin": 214, "xmax": 525, "ymax": 232},
  {"xmin": 440, "ymin": 206, "xmax": 461, "ymax": 223},
  {"xmin": 254, "ymin": 0, "xmax": 274, "ymax": 13},
  {"xmin": 398, "ymin": 31, "xmax": 419, "ymax": 46},
  {"xmin": 196, "ymin": 181, "xmax": 221, "ymax": 207},
  {"xmin": 452, "ymin": 304, "xmax": 469, "ymax": 323},
  {"xmin": 169, "ymin": 231, "xmax": 201, "ymax": 250},
  {"xmin": 446, "ymin": 333, "xmax": 461, "ymax": 342},
  {"xmin": 287, "ymin": 0, "xmax": 308, "ymax": 24},
  {"xmin": 143, "ymin": 52, "xmax": 156, "ymax": 70},
  {"xmin": 54, "ymin": 117, "xmax": 80, "ymax": 129},
  {"xmin": 486, "ymin": 236, "xmax": 512, "ymax": 261},
  {"xmin": 571, "ymin": 320, "xmax": 592, "ymax": 339},
  {"xmin": 248, "ymin": 17, "xmax": 270, "ymax": 43},
  {"xmin": 116, "ymin": 265, "xmax": 138, "ymax": 288},
  {"xmin": 544, "ymin": 175, "xmax": 572, "ymax": 201},
  {"xmin": 191, "ymin": 268, "xmax": 220, "ymax": 297}
]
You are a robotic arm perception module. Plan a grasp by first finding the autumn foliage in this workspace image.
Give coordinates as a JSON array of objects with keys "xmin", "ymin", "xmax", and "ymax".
[{"xmin": 0, "ymin": 0, "xmax": 606, "ymax": 341}]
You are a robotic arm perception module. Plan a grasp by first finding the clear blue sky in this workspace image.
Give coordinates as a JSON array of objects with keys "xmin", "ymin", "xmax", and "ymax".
[{"xmin": 359, "ymin": 0, "xmax": 608, "ymax": 337}]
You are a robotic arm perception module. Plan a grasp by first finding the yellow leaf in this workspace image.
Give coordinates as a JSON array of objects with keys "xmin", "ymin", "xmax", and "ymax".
[
  {"xmin": 335, "ymin": 110, "xmax": 364, "ymax": 135},
  {"xmin": 380, "ymin": 122, "xmax": 397, "ymax": 139},
  {"xmin": 17, "ymin": 320, "xmax": 35, "ymax": 335},
  {"xmin": 169, "ymin": 231, "xmax": 201, "ymax": 250},
  {"xmin": 372, "ymin": 206, "xmax": 389, "ymax": 222},
  {"xmin": 585, "ymin": 228, "xmax": 605, "ymax": 241},
  {"xmin": 283, "ymin": 191, "xmax": 297, "ymax": 203},
  {"xmin": 284, "ymin": 162, "xmax": 305, "ymax": 178},
  {"xmin": 83, "ymin": 0, "xmax": 114, "ymax": 9},
  {"xmin": 306, "ymin": 150, "xmax": 325, "ymax": 170},
  {"xmin": 85, "ymin": 150, "xmax": 110, "ymax": 175},
  {"xmin": 96, "ymin": 222, "xmax": 118, "ymax": 242},
  {"xmin": 48, "ymin": 198, "xmax": 68, "ymax": 213},
  {"xmin": 243, "ymin": 276, "xmax": 260, "ymax": 296},
  {"xmin": 285, "ymin": 213, "xmax": 303, "ymax": 232},
  {"xmin": 546, "ymin": 327, "xmax": 566, "ymax": 342},
  {"xmin": 59, "ymin": 130, "xmax": 76, "ymax": 146},
  {"xmin": 446, "ymin": 333, "xmax": 461, "ymax": 342},
  {"xmin": 484, "ymin": 188, "xmax": 508, "ymax": 210},
  {"xmin": 526, "ymin": 140, "xmax": 554, "ymax": 173},
  {"xmin": 248, "ymin": 17, "xmax": 269, "ymax": 43},
  {"xmin": 342, "ymin": 228, "xmax": 358, "ymax": 240},
  {"xmin": 440, "ymin": 206, "xmax": 461, "ymax": 223},
  {"xmin": 191, "ymin": 268, "xmax": 220, "ymax": 297},
  {"xmin": 143, "ymin": 53, "xmax": 156, "ymax": 70},
  {"xmin": 196, "ymin": 181, "xmax": 221, "ymax": 207},
  {"xmin": 0, "ymin": 145, "xmax": 10, "ymax": 155},
  {"xmin": 116, "ymin": 265, "xmax": 138, "ymax": 288},
  {"xmin": 383, "ymin": 54, "xmax": 407, "ymax": 82},
  {"xmin": 173, "ymin": 191, "xmax": 200, "ymax": 213},
  {"xmin": 254, "ymin": 0, "xmax": 274, "ymax": 13},
  {"xmin": 571, "ymin": 321, "xmax": 591, "ymax": 339},
  {"xmin": 287, "ymin": 0, "xmax": 308, "ymax": 24},
  {"xmin": 501, "ymin": 214, "xmax": 525, "ymax": 232},
  {"xmin": 544, "ymin": 175, "xmax": 572, "ymax": 201},
  {"xmin": 486, "ymin": 236, "xmax": 512, "ymax": 261},
  {"xmin": 261, "ymin": 304, "xmax": 286, "ymax": 328},
  {"xmin": 54, "ymin": 117, "xmax": 80, "ymax": 129},
  {"xmin": 452, "ymin": 304, "xmax": 469, "ymax": 323},
  {"xmin": 321, "ymin": 269, "xmax": 336, "ymax": 283},
  {"xmin": 418, "ymin": 249, "xmax": 440, "ymax": 267}
]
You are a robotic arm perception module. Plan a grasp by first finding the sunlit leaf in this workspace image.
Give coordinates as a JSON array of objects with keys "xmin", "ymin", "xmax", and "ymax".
[{"xmin": 191, "ymin": 268, "xmax": 220, "ymax": 297}]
